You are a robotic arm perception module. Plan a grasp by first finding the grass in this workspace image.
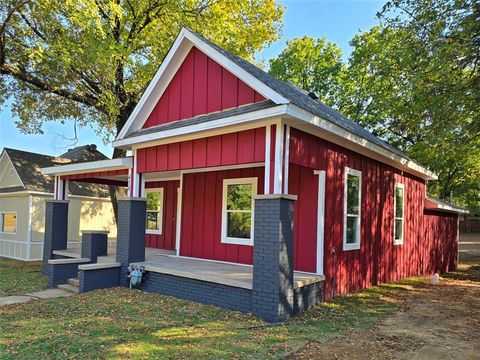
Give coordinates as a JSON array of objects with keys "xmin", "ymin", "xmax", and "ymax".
[
  {"xmin": 0, "ymin": 257, "xmax": 428, "ymax": 360},
  {"xmin": 0, "ymin": 257, "xmax": 48, "ymax": 296}
]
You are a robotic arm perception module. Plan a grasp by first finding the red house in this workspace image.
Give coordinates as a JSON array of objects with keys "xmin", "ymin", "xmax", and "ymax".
[{"xmin": 41, "ymin": 28, "xmax": 467, "ymax": 322}]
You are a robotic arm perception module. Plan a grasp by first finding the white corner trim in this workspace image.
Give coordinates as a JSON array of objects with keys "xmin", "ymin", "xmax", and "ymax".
[
  {"xmin": 273, "ymin": 120, "xmax": 284, "ymax": 194},
  {"xmin": 314, "ymin": 170, "xmax": 326, "ymax": 275},
  {"xmin": 343, "ymin": 167, "xmax": 362, "ymax": 251},
  {"xmin": 285, "ymin": 105, "xmax": 437, "ymax": 181},
  {"xmin": 26, "ymin": 195, "xmax": 32, "ymax": 260},
  {"xmin": 41, "ymin": 157, "xmax": 133, "ymax": 176},
  {"xmin": 116, "ymin": 27, "xmax": 289, "ymax": 140},
  {"xmin": 283, "ymin": 125, "xmax": 290, "ymax": 193},
  {"xmin": 175, "ymin": 176, "xmax": 183, "ymax": 256},
  {"xmin": 221, "ymin": 177, "xmax": 257, "ymax": 246},
  {"xmin": 264, "ymin": 125, "xmax": 271, "ymax": 194}
]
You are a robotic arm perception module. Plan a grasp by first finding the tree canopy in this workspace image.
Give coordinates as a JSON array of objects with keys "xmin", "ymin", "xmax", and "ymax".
[
  {"xmin": 0, "ymin": 0, "xmax": 284, "ymax": 151},
  {"xmin": 269, "ymin": 0, "xmax": 480, "ymax": 213}
]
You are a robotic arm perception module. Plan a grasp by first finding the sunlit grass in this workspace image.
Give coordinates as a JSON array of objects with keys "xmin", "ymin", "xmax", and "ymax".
[{"xmin": 0, "ymin": 257, "xmax": 48, "ymax": 296}]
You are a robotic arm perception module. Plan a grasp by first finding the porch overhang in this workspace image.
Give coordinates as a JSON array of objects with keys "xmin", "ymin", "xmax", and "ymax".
[{"xmin": 41, "ymin": 157, "xmax": 132, "ymax": 187}]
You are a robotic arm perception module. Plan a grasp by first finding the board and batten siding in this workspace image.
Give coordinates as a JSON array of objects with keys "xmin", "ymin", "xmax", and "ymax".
[
  {"xmin": 180, "ymin": 167, "xmax": 265, "ymax": 265},
  {"xmin": 288, "ymin": 127, "xmax": 458, "ymax": 298},
  {"xmin": 144, "ymin": 180, "xmax": 179, "ymax": 250},
  {"xmin": 142, "ymin": 47, "xmax": 265, "ymax": 129},
  {"xmin": 136, "ymin": 127, "xmax": 266, "ymax": 173}
]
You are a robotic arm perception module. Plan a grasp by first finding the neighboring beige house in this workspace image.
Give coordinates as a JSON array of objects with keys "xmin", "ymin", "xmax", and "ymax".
[{"xmin": 0, "ymin": 145, "xmax": 117, "ymax": 261}]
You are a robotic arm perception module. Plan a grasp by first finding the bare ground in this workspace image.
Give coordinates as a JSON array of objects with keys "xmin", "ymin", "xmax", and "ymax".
[{"xmin": 289, "ymin": 233, "xmax": 480, "ymax": 360}]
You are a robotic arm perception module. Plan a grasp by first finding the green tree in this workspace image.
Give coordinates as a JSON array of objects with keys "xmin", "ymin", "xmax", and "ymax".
[
  {"xmin": 0, "ymin": 0, "xmax": 283, "ymax": 219},
  {"xmin": 0, "ymin": 0, "xmax": 283, "ymax": 151},
  {"xmin": 268, "ymin": 36, "xmax": 345, "ymax": 107}
]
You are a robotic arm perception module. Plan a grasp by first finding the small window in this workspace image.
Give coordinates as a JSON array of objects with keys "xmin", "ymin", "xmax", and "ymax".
[
  {"xmin": 221, "ymin": 178, "xmax": 257, "ymax": 246},
  {"xmin": 394, "ymin": 183, "xmax": 404, "ymax": 245},
  {"xmin": 344, "ymin": 167, "xmax": 361, "ymax": 250},
  {"xmin": 1, "ymin": 212, "xmax": 17, "ymax": 233},
  {"xmin": 146, "ymin": 188, "xmax": 164, "ymax": 234}
]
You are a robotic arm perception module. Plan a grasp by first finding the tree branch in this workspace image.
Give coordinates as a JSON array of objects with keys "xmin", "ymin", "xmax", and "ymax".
[{"xmin": 1, "ymin": 63, "xmax": 108, "ymax": 113}]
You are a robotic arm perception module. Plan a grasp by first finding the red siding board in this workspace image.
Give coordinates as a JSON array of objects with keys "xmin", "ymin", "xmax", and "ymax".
[
  {"xmin": 288, "ymin": 128, "xmax": 458, "ymax": 298},
  {"xmin": 142, "ymin": 47, "xmax": 266, "ymax": 129}
]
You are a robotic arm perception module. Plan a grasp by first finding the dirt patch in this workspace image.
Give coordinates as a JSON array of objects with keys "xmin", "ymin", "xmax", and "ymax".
[{"xmin": 289, "ymin": 233, "xmax": 480, "ymax": 360}]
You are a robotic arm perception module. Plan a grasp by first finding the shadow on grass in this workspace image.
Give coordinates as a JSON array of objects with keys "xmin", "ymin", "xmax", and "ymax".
[{"xmin": 442, "ymin": 264, "xmax": 480, "ymax": 282}]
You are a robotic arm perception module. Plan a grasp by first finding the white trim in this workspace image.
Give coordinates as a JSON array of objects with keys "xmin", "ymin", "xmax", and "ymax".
[
  {"xmin": 0, "ymin": 211, "xmax": 18, "ymax": 234},
  {"xmin": 283, "ymin": 125, "xmax": 290, "ymax": 193},
  {"xmin": 64, "ymin": 180, "xmax": 69, "ymax": 200},
  {"xmin": 343, "ymin": 167, "xmax": 362, "ymax": 251},
  {"xmin": 41, "ymin": 157, "xmax": 133, "ymax": 176},
  {"xmin": 26, "ymin": 195, "xmax": 32, "ymax": 260},
  {"xmin": 114, "ymin": 106, "xmax": 286, "ymax": 149},
  {"xmin": 393, "ymin": 183, "xmax": 405, "ymax": 245},
  {"xmin": 175, "ymin": 175, "xmax": 183, "ymax": 255},
  {"xmin": 221, "ymin": 177, "xmax": 257, "ymax": 246},
  {"xmin": 264, "ymin": 125, "xmax": 271, "ymax": 194},
  {"xmin": 314, "ymin": 170, "xmax": 326, "ymax": 275},
  {"xmin": 145, "ymin": 187, "xmax": 164, "ymax": 235},
  {"xmin": 116, "ymin": 27, "xmax": 289, "ymax": 140},
  {"xmin": 285, "ymin": 106, "xmax": 437, "ymax": 181},
  {"xmin": 273, "ymin": 120, "xmax": 284, "ymax": 194},
  {"xmin": 0, "ymin": 191, "xmax": 112, "ymax": 200},
  {"xmin": 132, "ymin": 149, "xmax": 140, "ymax": 197}
]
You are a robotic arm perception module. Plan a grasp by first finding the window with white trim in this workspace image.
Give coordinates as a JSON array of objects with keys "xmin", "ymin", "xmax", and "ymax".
[
  {"xmin": 394, "ymin": 183, "xmax": 405, "ymax": 245},
  {"xmin": 221, "ymin": 178, "xmax": 257, "ymax": 246},
  {"xmin": 0, "ymin": 212, "xmax": 17, "ymax": 233},
  {"xmin": 146, "ymin": 188, "xmax": 164, "ymax": 234},
  {"xmin": 344, "ymin": 167, "xmax": 361, "ymax": 250}
]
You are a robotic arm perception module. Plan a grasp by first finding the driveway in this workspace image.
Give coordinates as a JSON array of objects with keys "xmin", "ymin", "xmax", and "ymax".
[{"xmin": 290, "ymin": 233, "xmax": 480, "ymax": 359}]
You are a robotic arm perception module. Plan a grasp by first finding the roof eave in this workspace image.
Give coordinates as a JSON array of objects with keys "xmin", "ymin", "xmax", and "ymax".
[
  {"xmin": 285, "ymin": 104, "xmax": 438, "ymax": 181},
  {"xmin": 425, "ymin": 197, "xmax": 469, "ymax": 215},
  {"xmin": 41, "ymin": 157, "xmax": 133, "ymax": 176}
]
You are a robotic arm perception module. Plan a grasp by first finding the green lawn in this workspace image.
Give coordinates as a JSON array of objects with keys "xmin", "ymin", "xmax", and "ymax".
[
  {"xmin": 0, "ymin": 258, "xmax": 426, "ymax": 359},
  {"xmin": 0, "ymin": 257, "xmax": 48, "ymax": 296}
]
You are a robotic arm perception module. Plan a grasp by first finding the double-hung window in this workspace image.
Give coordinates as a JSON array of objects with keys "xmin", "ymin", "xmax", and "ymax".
[
  {"xmin": 221, "ymin": 178, "xmax": 257, "ymax": 246},
  {"xmin": 344, "ymin": 167, "xmax": 362, "ymax": 250},
  {"xmin": 0, "ymin": 212, "xmax": 17, "ymax": 233},
  {"xmin": 146, "ymin": 188, "xmax": 164, "ymax": 234},
  {"xmin": 394, "ymin": 183, "xmax": 405, "ymax": 245}
]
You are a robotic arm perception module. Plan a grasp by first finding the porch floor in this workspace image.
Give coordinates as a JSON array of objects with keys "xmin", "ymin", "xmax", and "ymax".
[
  {"xmin": 53, "ymin": 247, "xmax": 174, "ymax": 261},
  {"xmin": 132, "ymin": 256, "xmax": 325, "ymax": 290}
]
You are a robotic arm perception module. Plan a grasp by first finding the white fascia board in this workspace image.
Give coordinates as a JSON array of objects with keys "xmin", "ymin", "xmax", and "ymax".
[
  {"xmin": 116, "ymin": 28, "xmax": 289, "ymax": 140},
  {"xmin": 285, "ymin": 104, "xmax": 438, "ymax": 181},
  {"xmin": 425, "ymin": 197, "xmax": 469, "ymax": 214},
  {"xmin": 113, "ymin": 104, "xmax": 288, "ymax": 149},
  {"xmin": 41, "ymin": 157, "xmax": 133, "ymax": 176}
]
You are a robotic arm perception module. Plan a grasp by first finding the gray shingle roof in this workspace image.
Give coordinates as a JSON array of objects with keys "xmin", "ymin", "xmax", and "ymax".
[
  {"xmin": 2, "ymin": 146, "xmax": 110, "ymax": 197},
  {"xmin": 188, "ymin": 28, "xmax": 407, "ymax": 158},
  {"xmin": 127, "ymin": 100, "xmax": 278, "ymax": 138}
]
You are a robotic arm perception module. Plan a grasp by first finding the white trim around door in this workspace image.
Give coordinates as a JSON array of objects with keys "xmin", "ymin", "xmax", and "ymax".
[{"xmin": 314, "ymin": 170, "xmax": 326, "ymax": 276}]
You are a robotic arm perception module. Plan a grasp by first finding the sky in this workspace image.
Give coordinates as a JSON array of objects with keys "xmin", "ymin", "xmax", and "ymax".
[{"xmin": 0, "ymin": 0, "xmax": 385, "ymax": 158}]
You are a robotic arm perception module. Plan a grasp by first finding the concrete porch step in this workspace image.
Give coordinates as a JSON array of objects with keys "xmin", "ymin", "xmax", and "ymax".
[
  {"xmin": 68, "ymin": 278, "xmax": 79, "ymax": 287},
  {"xmin": 57, "ymin": 283, "xmax": 79, "ymax": 294}
]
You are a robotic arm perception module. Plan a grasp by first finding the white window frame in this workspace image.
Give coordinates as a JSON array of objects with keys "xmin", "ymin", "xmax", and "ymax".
[
  {"xmin": 145, "ymin": 188, "xmax": 164, "ymax": 235},
  {"xmin": 393, "ymin": 183, "xmax": 405, "ymax": 245},
  {"xmin": 343, "ymin": 167, "xmax": 362, "ymax": 251},
  {"xmin": 221, "ymin": 177, "xmax": 257, "ymax": 246},
  {"xmin": 0, "ymin": 211, "xmax": 17, "ymax": 234}
]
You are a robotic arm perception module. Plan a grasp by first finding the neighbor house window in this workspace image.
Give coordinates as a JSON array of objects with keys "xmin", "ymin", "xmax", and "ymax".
[
  {"xmin": 146, "ymin": 188, "xmax": 164, "ymax": 234},
  {"xmin": 221, "ymin": 178, "xmax": 257, "ymax": 246},
  {"xmin": 394, "ymin": 183, "xmax": 405, "ymax": 245},
  {"xmin": 344, "ymin": 167, "xmax": 362, "ymax": 250},
  {"xmin": 0, "ymin": 212, "xmax": 17, "ymax": 233}
]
